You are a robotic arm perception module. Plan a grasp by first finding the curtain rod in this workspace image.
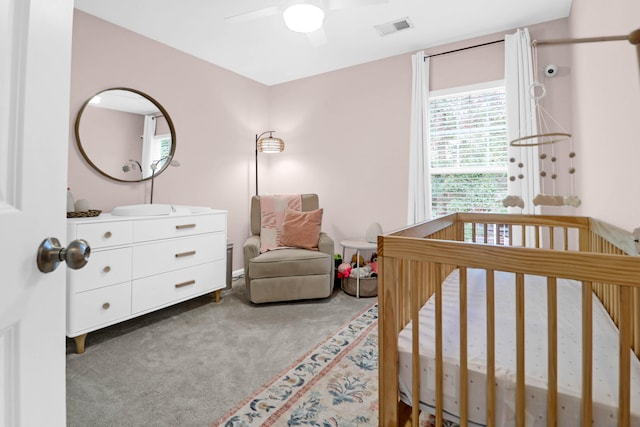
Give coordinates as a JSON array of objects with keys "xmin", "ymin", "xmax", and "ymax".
[
  {"xmin": 423, "ymin": 39, "xmax": 504, "ymax": 60},
  {"xmin": 421, "ymin": 28, "xmax": 640, "ymax": 61},
  {"xmin": 532, "ymin": 34, "xmax": 630, "ymax": 47},
  {"xmin": 532, "ymin": 28, "xmax": 640, "ymax": 69}
]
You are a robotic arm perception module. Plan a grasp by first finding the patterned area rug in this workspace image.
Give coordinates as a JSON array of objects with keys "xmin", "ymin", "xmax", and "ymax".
[
  {"xmin": 212, "ymin": 303, "xmax": 378, "ymax": 426},
  {"xmin": 212, "ymin": 303, "xmax": 458, "ymax": 427}
]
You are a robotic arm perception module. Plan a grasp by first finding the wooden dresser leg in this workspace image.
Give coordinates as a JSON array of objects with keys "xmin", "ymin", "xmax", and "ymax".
[
  {"xmin": 73, "ymin": 334, "xmax": 87, "ymax": 354},
  {"xmin": 213, "ymin": 289, "xmax": 221, "ymax": 303}
]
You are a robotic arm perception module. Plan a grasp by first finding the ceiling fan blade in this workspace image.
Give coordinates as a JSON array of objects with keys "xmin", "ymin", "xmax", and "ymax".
[
  {"xmin": 326, "ymin": 0, "xmax": 389, "ymax": 10},
  {"xmin": 306, "ymin": 26, "xmax": 328, "ymax": 47},
  {"xmin": 224, "ymin": 5, "xmax": 281, "ymax": 24}
]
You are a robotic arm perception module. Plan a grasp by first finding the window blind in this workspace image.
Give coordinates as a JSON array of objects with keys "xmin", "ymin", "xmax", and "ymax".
[{"xmin": 429, "ymin": 86, "xmax": 507, "ymax": 216}]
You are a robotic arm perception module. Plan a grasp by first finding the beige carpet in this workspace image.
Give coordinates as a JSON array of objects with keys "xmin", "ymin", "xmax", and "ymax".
[{"xmin": 66, "ymin": 278, "xmax": 375, "ymax": 427}]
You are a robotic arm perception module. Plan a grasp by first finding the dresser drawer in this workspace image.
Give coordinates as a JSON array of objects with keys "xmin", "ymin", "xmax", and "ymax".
[
  {"xmin": 132, "ymin": 212, "xmax": 225, "ymax": 242},
  {"xmin": 131, "ymin": 233, "xmax": 225, "ymax": 279},
  {"xmin": 68, "ymin": 247, "xmax": 132, "ymax": 293},
  {"xmin": 66, "ymin": 208, "xmax": 227, "ymax": 350},
  {"xmin": 131, "ymin": 261, "xmax": 224, "ymax": 314},
  {"xmin": 74, "ymin": 221, "xmax": 133, "ymax": 249},
  {"xmin": 67, "ymin": 282, "xmax": 131, "ymax": 335}
]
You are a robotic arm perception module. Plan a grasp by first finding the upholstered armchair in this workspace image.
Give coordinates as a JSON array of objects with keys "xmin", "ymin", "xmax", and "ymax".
[{"xmin": 243, "ymin": 194, "xmax": 335, "ymax": 304}]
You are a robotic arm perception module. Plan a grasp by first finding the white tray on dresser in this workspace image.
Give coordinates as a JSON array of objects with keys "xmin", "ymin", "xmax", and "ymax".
[{"xmin": 66, "ymin": 207, "xmax": 227, "ymax": 353}]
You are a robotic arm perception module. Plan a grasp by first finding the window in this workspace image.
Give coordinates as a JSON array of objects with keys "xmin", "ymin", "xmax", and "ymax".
[
  {"xmin": 157, "ymin": 135, "xmax": 172, "ymax": 159},
  {"xmin": 429, "ymin": 82, "xmax": 507, "ymax": 217}
]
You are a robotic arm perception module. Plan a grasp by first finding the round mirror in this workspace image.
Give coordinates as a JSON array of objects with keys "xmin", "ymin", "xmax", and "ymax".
[{"xmin": 75, "ymin": 88, "xmax": 176, "ymax": 182}]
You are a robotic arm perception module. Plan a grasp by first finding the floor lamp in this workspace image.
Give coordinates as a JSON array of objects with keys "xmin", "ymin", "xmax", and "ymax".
[{"xmin": 255, "ymin": 131, "xmax": 284, "ymax": 196}]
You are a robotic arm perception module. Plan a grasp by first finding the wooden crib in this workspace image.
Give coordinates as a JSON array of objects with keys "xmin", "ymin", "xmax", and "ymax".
[{"xmin": 378, "ymin": 213, "xmax": 640, "ymax": 427}]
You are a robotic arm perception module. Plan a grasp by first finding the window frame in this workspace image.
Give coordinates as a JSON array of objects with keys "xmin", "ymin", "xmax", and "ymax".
[{"xmin": 428, "ymin": 79, "xmax": 507, "ymax": 217}]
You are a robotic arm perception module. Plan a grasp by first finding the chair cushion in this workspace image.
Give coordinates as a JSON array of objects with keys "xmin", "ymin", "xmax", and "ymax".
[
  {"xmin": 248, "ymin": 275, "xmax": 332, "ymax": 304},
  {"xmin": 251, "ymin": 194, "xmax": 319, "ymax": 236},
  {"xmin": 280, "ymin": 208, "xmax": 323, "ymax": 250},
  {"xmin": 248, "ymin": 248, "xmax": 331, "ymax": 279}
]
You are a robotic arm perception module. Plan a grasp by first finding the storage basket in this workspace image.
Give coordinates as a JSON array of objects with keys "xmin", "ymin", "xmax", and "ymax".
[{"xmin": 343, "ymin": 276, "xmax": 377, "ymax": 297}]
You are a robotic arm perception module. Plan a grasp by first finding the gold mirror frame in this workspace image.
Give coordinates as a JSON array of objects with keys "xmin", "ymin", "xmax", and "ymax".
[{"xmin": 74, "ymin": 87, "xmax": 176, "ymax": 183}]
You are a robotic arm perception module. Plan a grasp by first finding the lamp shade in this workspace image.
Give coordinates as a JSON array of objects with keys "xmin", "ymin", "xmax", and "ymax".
[
  {"xmin": 255, "ymin": 130, "xmax": 283, "ymax": 196},
  {"xmin": 283, "ymin": 4, "xmax": 324, "ymax": 33},
  {"xmin": 258, "ymin": 135, "xmax": 285, "ymax": 153}
]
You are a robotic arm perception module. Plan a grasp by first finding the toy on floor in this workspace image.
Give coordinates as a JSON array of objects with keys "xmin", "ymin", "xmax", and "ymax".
[
  {"xmin": 350, "ymin": 253, "xmax": 365, "ymax": 266},
  {"xmin": 337, "ymin": 262, "xmax": 352, "ymax": 279},
  {"xmin": 350, "ymin": 265, "xmax": 372, "ymax": 279},
  {"xmin": 368, "ymin": 253, "xmax": 378, "ymax": 277}
]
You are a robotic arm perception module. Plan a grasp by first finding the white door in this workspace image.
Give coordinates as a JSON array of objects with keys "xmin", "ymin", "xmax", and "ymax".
[{"xmin": 0, "ymin": 1, "xmax": 74, "ymax": 426}]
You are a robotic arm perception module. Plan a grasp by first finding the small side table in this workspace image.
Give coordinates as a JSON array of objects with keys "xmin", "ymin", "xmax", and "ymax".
[{"xmin": 340, "ymin": 239, "xmax": 377, "ymax": 298}]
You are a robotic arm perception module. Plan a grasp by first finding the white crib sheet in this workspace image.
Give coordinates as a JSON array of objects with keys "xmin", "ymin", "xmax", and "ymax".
[{"xmin": 397, "ymin": 268, "xmax": 640, "ymax": 427}]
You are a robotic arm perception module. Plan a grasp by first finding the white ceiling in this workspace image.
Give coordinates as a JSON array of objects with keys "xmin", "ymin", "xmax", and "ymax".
[
  {"xmin": 73, "ymin": 0, "xmax": 573, "ymax": 86},
  {"xmin": 89, "ymin": 89, "xmax": 161, "ymax": 115}
]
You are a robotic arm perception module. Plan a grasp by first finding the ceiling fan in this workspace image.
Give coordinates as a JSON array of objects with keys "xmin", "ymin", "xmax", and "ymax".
[{"xmin": 224, "ymin": 0, "xmax": 389, "ymax": 46}]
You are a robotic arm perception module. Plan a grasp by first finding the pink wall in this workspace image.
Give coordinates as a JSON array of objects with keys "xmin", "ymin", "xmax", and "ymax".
[
  {"xmin": 69, "ymin": 10, "xmax": 269, "ymax": 268},
  {"xmin": 569, "ymin": 0, "xmax": 640, "ymax": 230},
  {"xmin": 78, "ymin": 107, "xmax": 144, "ymax": 181},
  {"xmin": 156, "ymin": 116, "xmax": 170, "ymax": 135},
  {"xmin": 265, "ymin": 55, "xmax": 412, "ymax": 242},
  {"xmin": 71, "ymin": 9, "xmax": 606, "ymax": 271}
]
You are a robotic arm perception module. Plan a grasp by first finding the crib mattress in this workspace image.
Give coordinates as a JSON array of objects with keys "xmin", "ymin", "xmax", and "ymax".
[{"xmin": 397, "ymin": 268, "xmax": 640, "ymax": 427}]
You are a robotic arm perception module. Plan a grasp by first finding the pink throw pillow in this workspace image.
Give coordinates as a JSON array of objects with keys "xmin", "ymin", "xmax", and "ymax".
[{"xmin": 280, "ymin": 208, "xmax": 323, "ymax": 250}]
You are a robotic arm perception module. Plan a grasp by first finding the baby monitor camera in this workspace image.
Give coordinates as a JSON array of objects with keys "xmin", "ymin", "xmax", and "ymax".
[{"xmin": 544, "ymin": 64, "xmax": 558, "ymax": 78}]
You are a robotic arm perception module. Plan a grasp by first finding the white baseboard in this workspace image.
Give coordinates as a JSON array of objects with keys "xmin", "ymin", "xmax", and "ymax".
[{"xmin": 232, "ymin": 268, "xmax": 244, "ymax": 278}]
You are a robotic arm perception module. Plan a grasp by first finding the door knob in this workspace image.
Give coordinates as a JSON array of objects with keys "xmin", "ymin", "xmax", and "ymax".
[{"xmin": 37, "ymin": 238, "xmax": 90, "ymax": 273}]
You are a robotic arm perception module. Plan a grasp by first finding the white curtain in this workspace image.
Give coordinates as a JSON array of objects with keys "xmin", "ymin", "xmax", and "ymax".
[
  {"xmin": 407, "ymin": 51, "xmax": 430, "ymax": 225},
  {"xmin": 141, "ymin": 115, "xmax": 159, "ymax": 179},
  {"xmin": 505, "ymin": 28, "xmax": 540, "ymax": 215}
]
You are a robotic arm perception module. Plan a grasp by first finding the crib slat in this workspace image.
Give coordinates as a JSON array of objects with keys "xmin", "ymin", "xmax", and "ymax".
[
  {"xmin": 435, "ymin": 266, "xmax": 444, "ymax": 427},
  {"xmin": 410, "ymin": 261, "xmax": 421, "ymax": 426},
  {"xmin": 607, "ymin": 282, "xmax": 614, "ymax": 325},
  {"xmin": 581, "ymin": 282, "xmax": 593, "ymax": 427},
  {"xmin": 400, "ymin": 259, "xmax": 409, "ymax": 330},
  {"xmin": 634, "ymin": 287, "xmax": 640, "ymax": 358},
  {"xmin": 400, "ymin": 260, "xmax": 409, "ymax": 323},
  {"xmin": 516, "ymin": 273, "xmax": 525, "ymax": 427},
  {"xmin": 459, "ymin": 267, "xmax": 468, "ymax": 427},
  {"xmin": 486, "ymin": 270, "xmax": 496, "ymax": 427},
  {"xmin": 547, "ymin": 277, "xmax": 558, "ymax": 427},
  {"xmin": 508, "ymin": 224, "xmax": 513, "ymax": 246},
  {"xmin": 619, "ymin": 285, "xmax": 631, "ymax": 427},
  {"xmin": 612, "ymin": 284, "xmax": 618, "ymax": 324},
  {"xmin": 379, "ymin": 255, "xmax": 399, "ymax": 426}
]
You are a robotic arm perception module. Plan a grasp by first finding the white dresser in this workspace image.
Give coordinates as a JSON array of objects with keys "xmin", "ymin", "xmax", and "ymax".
[{"xmin": 66, "ymin": 208, "xmax": 227, "ymax": 353}]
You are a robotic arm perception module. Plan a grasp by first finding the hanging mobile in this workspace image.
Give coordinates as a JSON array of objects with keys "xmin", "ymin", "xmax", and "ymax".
[{"xmin": 507, "ymin": 75, "xmax": 580, "ymax": 208}]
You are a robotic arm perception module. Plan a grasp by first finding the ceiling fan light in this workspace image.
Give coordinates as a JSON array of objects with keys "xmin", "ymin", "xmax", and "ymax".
[{"xmin": 283, "ymin": 4, "xmax": 324, "ymax": 33}]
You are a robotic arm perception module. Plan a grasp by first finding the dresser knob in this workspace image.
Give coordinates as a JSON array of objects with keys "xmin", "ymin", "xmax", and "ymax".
[
  {"xmin": 102, "ymin": 302, "xmax": 110, "ymax": 310},
  {"xmin": 103, "ymin": 266, "xmax": 111, "ymax": 273},
  {"xmin": 104, "ymin": 231, "xmax": 112, "ymax": 239}
]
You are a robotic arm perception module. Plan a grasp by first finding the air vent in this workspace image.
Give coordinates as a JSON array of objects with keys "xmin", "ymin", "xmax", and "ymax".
[{"xmin": 374, "ymin": 17, "xmax": 414, "ymax": 37}]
